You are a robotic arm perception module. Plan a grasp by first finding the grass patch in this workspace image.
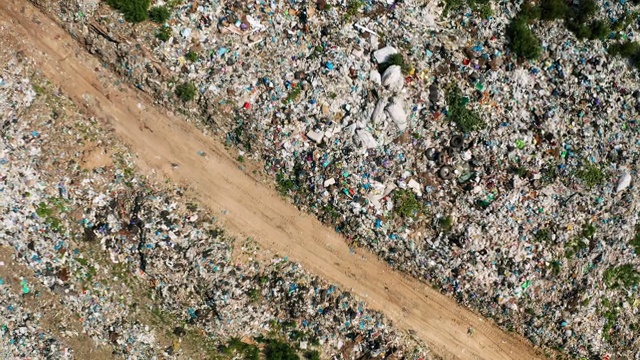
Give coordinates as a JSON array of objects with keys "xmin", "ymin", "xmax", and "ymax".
[
  {"xmin": 344, "ymin": 0, "xmax": 364, "ymax": 21},
  {"xmin": 575, "ymin": 163, "xmax": 607, "ymax": 188},
  {"xmin": 276, "ymin": 172, "xmax": 296, "ymax": 196},
  {"xmin": 282, "ymin": 86, "xmax": 302, "ymax": 104},
  {"xmin": 443, "ymin": 0, "xmax": 492, "ymax": 17},
  {"xmin": 175, "ymin": 82, "xmax": 197, "ymax": 102},
  {"xmin": 185, "ymin": 50, "xmax": 199, "ymax": 62},
  {"xmin": 565, "ymin": 222, "xmax": 595, "ymax": 258},
  {"xmin": 32, "ymin": 83, "xmax": 46, "ymax": 96},
  {"xmin": 603, "ymin": 264, "xmax": 640, "ymax": 289},
  {"xmin": 35, "ymin": 200, "xmax": 65, "ymax": 233},
  {"xmin": 393, "ymin": 189, "xmax": 424, "ymax": 219},
  {"xmin": 223, "ymin": 338, "xmax": 260, "ymax": 360},
  {"xmin": 156, "ymin": 25, "xmax": 172, "ymax": 42},
  {"xmin": 446, "ymin": 86, "xmax": 486, "ymax": 133},
  {"xmin": 106, "ymin": 0, "xmax": 150, "ymax": 23},
  {"xmin": 264, "ymin": 338, "xmax": 299, "ymax": 360},
  {"xmin": 601, "ymin": 299, "xmax": 618, "ymax": 341}
]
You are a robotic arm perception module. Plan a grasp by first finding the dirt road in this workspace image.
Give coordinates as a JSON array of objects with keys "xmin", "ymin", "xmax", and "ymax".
[{"xmin": 0, "ymin": 2, "xmax": 544, "ymax": 359}]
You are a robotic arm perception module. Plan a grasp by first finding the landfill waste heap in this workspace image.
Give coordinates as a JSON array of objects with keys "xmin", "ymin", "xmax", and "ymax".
[
  {"xmin": 0, "ymin": 52, "xmax": 429, "ymax": 358},
  {"xmin": 24, "ymin": 0, "xmax": 640, "ymax": 358}
]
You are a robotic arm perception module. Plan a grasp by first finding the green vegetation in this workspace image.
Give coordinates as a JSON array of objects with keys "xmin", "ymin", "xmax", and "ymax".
[
  {"xmin": 175, "ymin": 82, "xmax": 197, "ymax": 102},
  {"xmin": 581, "ymin": 222, "xmax": 596, "ymax": 239},
  {"xmin": 607, "ymin": 41, "xmax": 640, "ymax": 69},
  {"xmin": 149, "ymin": 5, "xmax": 170, "ymax": 23},
  {"xmin": 378, "ymin": 53, "xmax": 412, "ymax": 76},
  {"xmin": 565, "ymin": 222, "xmax": 596, "ymax": 258},
  {"xmin": 344, "ymin": 0, "xmax": 364, "ymax": 21},
  {"xmin": 438, "ymin": 215, "xmax": 454, "ymax": 233},
  {"xmin": 603, "ymin": 264, "xmax": 640, "ymax": 289},
  {"xmin": 106, "ymin": 0, "xmax": 150, "ymax": 23},
  {"xmin": 276, "ymin": 172, "xmax": 295, "ymax": 195},
  {"xmin": 156, "ymin": 25, "xmax": 172, "ymax": 41},
  {"xmin": 222, "ymin": 338, "xmax": 260, "ymax": 360},
  {"xmin": 601, "ymin": 299, "xmax": 618, "ymax": 340},
  {"xmin": 185, "ymin": 50, "xmax": 199, "ymax": 62},
  {"xmin": 630, "ymin": 227, "xmax": 640, "ymax": 254},
  {"xmin": 393, "ymin": 189, "xmax": 424, "ymax": 219},
  {"xmin": 575, "ymin": 163, "xmax": 607, "ymax": 188},
  {"xmin": 446, "ymin": 86, "xmax": 486, "ymax": 133},
  {"xmin": 237, "ymin": 155, "xmax": 245, "ymax": 163},
  {"xmin": 32, "ymin": 83, "xmax": 46, "ymax": 96},
  {"xmin": 264, "ymin": 338, "xmax": 299, "ymax": 360},
  {"xmin": 304, "ymin": 350, "xmax": 321, "ymax": 360},
  {"xmin": 534, "ymin": 228, "xmax": 551, "ymax": 243},
  {"xmin": 282, "ymin": 86, "xmax": 302, "ymax": 104},
  {"xmin": 564, "ymin": 237, "xmax": 587, "ymax": 259},
  {"xmin": 507, "ymin": 14, "xmax": 541, "ymax": 59},
  {"xmin": 35, "ymin": 200, "xmax": 66, "ymax": 233},
  {"xmin": 539, "ymin": 0, "xmax": 568, "ymax": 21},
  {"xmin": 518, "ymin": 2, "xmax": 541, "ymax": 20},
  {"xmin": 443, "ymin": 0, "xmax": 492, "ymax": 17},
  {"xmin": 507, "ymin": 0, "xmax": 610, "ymax": 59}
]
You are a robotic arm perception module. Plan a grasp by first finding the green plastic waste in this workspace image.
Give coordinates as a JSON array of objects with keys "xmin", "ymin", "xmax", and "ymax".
[{"xmin": 21, "ymin": 279, "xmax": 29, "ymax": 294}]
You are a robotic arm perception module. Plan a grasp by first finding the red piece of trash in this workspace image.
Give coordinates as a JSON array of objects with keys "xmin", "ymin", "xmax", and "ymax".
[
  {"xmin": 462, "ymin": 59, "xmax": 470, "ymax": 66},
  {"xmin": 243, "ymin": 102, "xmax": 251, "ymax": 110}
]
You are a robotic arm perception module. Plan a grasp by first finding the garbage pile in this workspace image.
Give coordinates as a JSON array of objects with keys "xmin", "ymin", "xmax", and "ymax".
[
  {"xmin": 30, "ymin": 0, "xmax": 640, "ymax": 357},
  {"xmin": 0, "ymin": 54, "xmax": 429, "ymax": 358}
]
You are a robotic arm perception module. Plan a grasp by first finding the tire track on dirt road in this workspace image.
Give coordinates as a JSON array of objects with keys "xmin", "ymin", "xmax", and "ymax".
[{"xmin": 0, "ymin": 2, "xmax": 547, "ymax": 359}]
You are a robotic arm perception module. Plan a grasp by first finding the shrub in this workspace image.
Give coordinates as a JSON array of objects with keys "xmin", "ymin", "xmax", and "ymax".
[
  {"xmin": 577, "ymin": 0, "xmax": 597, "ymax": 20},
  {"xmin": 393, "ymin": 189, "xmax": 424, "ymax": 219},
  {"xmin": 438, "ymin": 215, "xmax": 454, "ymax": 233},
  {"xmin": 304, "ymin": 350, "xmax": 321, "ymax": 360},
  {"xmin": 519, "ymin": 2, "xmax": 541, "ymax": 20},
  {"xmin": 276, "ymin": 172, "xmax": 295, "ymax": 195},
  {"xmin": 107, "ymin": 0, "xmax": 150, "ymax": 23},
  {"xmin": 540, "ymin": 0, "xmax": 568, "ymax": 20},
  {"xmin": 185, "ymin": 50, "xmax": 199, "ymax": 62},
  {"xmin": 507, "ymin": 16, "xmax": 541, "ymax": 59},
  {"xmin": 175, "ymin": 82, "xmax": 197, "ymax": 102},
  {"xmin": 344, "ymin": 0, "xmax": 363, "ymax": 21},
  {"xmin": 223, "ymin": 338, "xmax": 260, "ymax": 360},
  {"xmin": 264, "ymin": 339, "xmax": 299, "ymax": 360},
  {"xmin": 378, "ymin": 53, "xmax": 411, "ymax": 75},
  {"xmin": 149, "ymin": 5, "xmax": 170, "ymax": 23},
  {"xmin": 446, "ymin": 86, "xmax": 486, "ymax": 133},
  {"xmin": 608, "ymin": 41, "xmax": 640, "ymax": 58},
  {"xmin": 156, "ymin": 25, "xmax": 172, "ymax": 41}
]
